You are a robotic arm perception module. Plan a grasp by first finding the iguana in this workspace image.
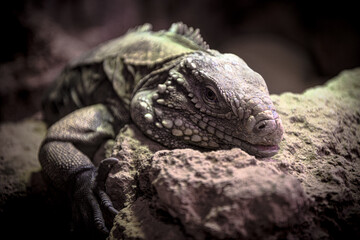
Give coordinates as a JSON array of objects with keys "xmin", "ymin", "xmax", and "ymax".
[{"xmin": 39, "ymin": 23, "xmax": 283, "ymax": 235}]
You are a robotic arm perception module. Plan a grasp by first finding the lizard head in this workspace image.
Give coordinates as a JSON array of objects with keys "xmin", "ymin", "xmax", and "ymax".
[{"xmin": 131, "ymin": 51, "xmax": 283, "ymax": 158}]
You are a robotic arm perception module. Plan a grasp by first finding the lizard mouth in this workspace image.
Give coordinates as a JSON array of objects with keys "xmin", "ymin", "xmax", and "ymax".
[
  {"xmin": 251, "ymin": 144, "xmax": 280, "ymax": 157},
  {"xmin": 239, "ymin": 140, "xmax": 279, "ymax": 158},
  {"xmin": 228, "ymin": 137, "xmax": 280, "ymax": 158}
]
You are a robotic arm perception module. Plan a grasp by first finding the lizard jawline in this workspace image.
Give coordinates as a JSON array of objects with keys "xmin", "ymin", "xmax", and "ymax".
[{"xmin": 227, "ymin": 137, "xmax": 280, "ymax": 158}]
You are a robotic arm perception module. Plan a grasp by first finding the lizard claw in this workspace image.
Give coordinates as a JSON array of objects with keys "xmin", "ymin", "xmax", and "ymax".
[
  {"xmin": 96, "ymin": 157, "xmax": 119, "ymax": 188},
  {"xmin": 95, "ymin": 157, "xmax": 120, "ymax": 216},
  {"xmin": 93, "ymin": 158, "xmax": 120, "ymax": 233},
  {"xmin": 71, "ymin": 158, "xmax": 119, "ymax": 237}
]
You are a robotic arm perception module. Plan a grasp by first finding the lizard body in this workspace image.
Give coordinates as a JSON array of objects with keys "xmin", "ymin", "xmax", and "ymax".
[{"xmin": 39, "ymin": 23, "xmax": 283, "ymax": 235}]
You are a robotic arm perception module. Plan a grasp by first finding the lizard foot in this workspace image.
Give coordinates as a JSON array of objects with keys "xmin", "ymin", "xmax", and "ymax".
[{"xmin": 71, "ymin": 158, "xmax": 119, "ymax": 237}]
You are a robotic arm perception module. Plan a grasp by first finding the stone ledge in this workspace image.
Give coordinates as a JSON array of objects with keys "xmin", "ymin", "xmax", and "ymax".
[{"xmin": 107, "ymin": 68, "xmax": 360, "ymax": 239}]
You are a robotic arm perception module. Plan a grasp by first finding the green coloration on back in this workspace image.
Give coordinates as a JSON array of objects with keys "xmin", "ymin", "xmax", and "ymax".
[{"xmin": 43, "ymin": 23, "xmax": 209, "ymax": 124}]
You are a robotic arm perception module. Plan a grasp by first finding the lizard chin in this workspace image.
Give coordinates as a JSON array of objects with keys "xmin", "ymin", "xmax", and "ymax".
[{"xmin": 224, "ymin": 137, "xmax": 280, "ymax": 158}]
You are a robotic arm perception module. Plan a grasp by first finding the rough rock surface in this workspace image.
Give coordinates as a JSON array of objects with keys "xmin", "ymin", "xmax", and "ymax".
[
  {"xmin": 106, "ymin": 68, "xmax": 360, "ymax": 240},
  {"xmin": 0, "ymin": 120, "xmax": 73, "ymax": 239},
  {"xmin": 0, "ymin": 120, "xmax": 46, "ymax": 207}
]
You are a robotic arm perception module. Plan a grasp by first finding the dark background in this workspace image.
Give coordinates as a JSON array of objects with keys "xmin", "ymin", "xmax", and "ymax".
[{"xmin": 1, "ymin": 0, "xmax": 359, "ymax": 122}]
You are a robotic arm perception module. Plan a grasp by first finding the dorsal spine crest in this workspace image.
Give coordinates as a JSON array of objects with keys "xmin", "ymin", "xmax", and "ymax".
[
  {"xmin": 127, "ymin": 23, "xmax": 153, "ymax": 33},
  {"xmin": 169, "ymin": 22, "xmax": 210, "ymax": 50}
]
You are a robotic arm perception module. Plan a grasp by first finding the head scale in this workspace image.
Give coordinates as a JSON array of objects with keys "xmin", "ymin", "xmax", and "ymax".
[{"xmin": 131, "ymin": 51, "xmax": 283, "ymax": 158}]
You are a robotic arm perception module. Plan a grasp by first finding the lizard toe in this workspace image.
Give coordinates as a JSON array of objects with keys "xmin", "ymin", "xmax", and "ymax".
[
  {"xmin": 71, "ymin": 168, "xmax": 113, "ymax": 237},
  {"xmin": 97, "ymin": 189, "xmax": 119, "ymax": 216}
]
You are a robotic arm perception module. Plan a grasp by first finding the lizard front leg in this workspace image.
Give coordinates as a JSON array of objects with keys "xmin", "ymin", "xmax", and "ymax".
[{"xmin": 39, "ymin": 104, "xmax": 122, "ymax": 235}]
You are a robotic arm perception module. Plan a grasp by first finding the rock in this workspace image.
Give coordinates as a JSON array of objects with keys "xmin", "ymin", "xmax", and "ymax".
[
  {"xmin": 0, "ymin": 119, "xmax": 68, "ymax": 239},
  {"xmin": 271, "ymin": 68, "xmax": 360, "ymax": 239},
  {"xmin": 148, "ymin": 149, "xmax": 310, "ymax": 240},
  {"xmin": 0, "ymin": 119, "xmax": 83, "ymax": 239},
  {"xmin": 111, "ymin": 197, "xmax": 185, "ymax": 240},
  {"xmin": 107, "ymin": 68, "xmax": 360, "ymax": 239},
  {"xmin": 0, "ymin": 119, "xmax": 46, "ymax": 207},
  {"xmin": 105, "ymin": 124, "xmax": 166, "ymax": 211}
]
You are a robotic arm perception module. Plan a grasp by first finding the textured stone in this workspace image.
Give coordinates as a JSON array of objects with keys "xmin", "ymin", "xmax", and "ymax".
[
  {"xmin": 107, "ymin": 68, "xmax": 360, "ymax": 239},
  {"xmin": 0, "ymin": 119, "xmax": 46, "ymax": 207},
  {"xmin": 148, "ymin": 149, "xmax": 309, "ymax": 239},
  {"xmin": 0, "ymin": 118, "xmax": 76, "ymax": 239},
  {"xmin": 106, "ymin": 124, "xmax": 165, "ymax": 210}
]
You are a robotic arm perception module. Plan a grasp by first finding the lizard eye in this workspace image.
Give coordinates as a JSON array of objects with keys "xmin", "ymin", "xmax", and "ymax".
[{"xmin": 203, "ymin": 86, "xmax": 217, "ymax": 102}]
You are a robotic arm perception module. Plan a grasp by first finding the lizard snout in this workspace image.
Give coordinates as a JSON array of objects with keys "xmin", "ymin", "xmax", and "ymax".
[
  {"xmin": 253, "ymin": 119, "xmax": 277, "ymax": 135},
  {"xmin": 243, "ymin": 106, "xmax": 284, "ymax": 145}
]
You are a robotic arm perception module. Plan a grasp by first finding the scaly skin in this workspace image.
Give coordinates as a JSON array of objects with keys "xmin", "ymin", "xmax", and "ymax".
[
  {"xmin": 39, "ymin": 23, "xmax": 283, "ymax": 236},
  {"xmin": 131, "ymin": 51, "xmax": 283, "ymax": 157}
]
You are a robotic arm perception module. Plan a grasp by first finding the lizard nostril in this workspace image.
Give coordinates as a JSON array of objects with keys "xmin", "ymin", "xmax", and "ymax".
[
  {"xmin": 258, "ymin": 122, "xmax": 266, "ymax": 130},
  {"xmin": 253, "ymin": 119, "xmax": 276, "ymax": 134}
]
